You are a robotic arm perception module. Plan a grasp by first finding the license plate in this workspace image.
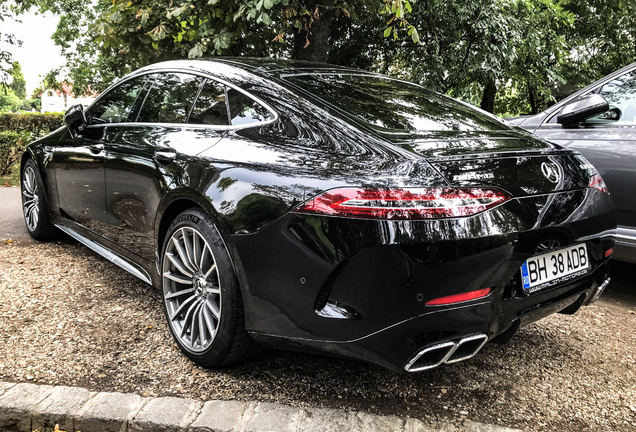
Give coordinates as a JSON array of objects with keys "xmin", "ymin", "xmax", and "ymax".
[{"xmin": 521, "ymin": 244, "xmax": 589, "ymax": 293}]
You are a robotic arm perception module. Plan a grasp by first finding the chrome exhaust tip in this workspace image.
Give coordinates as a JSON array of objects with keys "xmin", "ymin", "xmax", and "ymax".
[
  {"xmin": 591, "ymin": 277, "xmax": 611, "ymax": 303},
  {"xmin": 404, "ymin": 341, "xmax": 457, "ymax": 372},
  {"xmin": 404, "ymin": 333, "xmax": 488, "ymax": 372},
  {"xmin": 446, "ymin": 334, "xmax": 489, "ymax": 364}
]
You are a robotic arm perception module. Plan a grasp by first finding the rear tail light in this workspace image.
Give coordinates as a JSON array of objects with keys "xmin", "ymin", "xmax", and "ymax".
[
  {"xmin": 589, "ymin": 173, "xmax": 609, "ymax": 193},
  {"xmin": 425, "ymin": 288, "xmax": 492, "ymax": 306},
  {"xmin": 292, "ymin": 187, "xmax": 510, "ymax": 220}
]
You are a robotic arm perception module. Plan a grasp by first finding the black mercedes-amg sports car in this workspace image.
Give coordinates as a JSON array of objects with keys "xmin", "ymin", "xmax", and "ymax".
[{"xmin": 21, "ymin": 58, "xmax": 616, "ymax": 372}]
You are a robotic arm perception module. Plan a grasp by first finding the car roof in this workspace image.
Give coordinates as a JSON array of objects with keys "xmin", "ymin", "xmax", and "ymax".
[{"xmin": 129, "ymin": 57, "xmax": 378, "ymax": 82}]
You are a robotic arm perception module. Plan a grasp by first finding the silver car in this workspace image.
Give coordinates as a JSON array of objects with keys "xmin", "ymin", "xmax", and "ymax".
[{"xmin": 507, "ymin": 62, "xmax": 636, "ymax": 263}]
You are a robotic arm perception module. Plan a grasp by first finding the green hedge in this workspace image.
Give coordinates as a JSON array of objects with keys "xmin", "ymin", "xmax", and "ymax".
[
  {"xmin": 0, "ymin": 131, "xmax": 30, "ymax": 176},
  {"xmin": 0, "ymin": 113, "xmax": 64, "ymax": 138},
  {"xmin": 0, "ymin": 113, "xmax": 64, "ymax": 178}
]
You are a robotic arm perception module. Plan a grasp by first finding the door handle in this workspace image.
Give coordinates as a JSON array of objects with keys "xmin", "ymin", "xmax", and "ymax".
[
  {"xmin": 154, "ymin": 150, "xmax": 176, "ymax": 165},
  {"xmin": 89, "ymin": 143, "xmax": 104, "ymax": 154}
]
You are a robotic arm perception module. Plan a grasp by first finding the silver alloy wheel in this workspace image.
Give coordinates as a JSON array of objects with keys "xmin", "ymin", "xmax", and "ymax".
[
  {"xmin": 535, "ymin": 239, "xmax": 561, "ymax": 253},
  {"xmin": 162, "ymin": 227, "xmax": 221, "ymax": 353},
  {"xmin": 22, "ymin": 166, "xmax": 40, "ymax": 232}
]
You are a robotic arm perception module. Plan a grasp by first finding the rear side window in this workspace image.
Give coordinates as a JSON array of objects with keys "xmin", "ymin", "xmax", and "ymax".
[
  {"xmin": 137, "ymin": 73, "xmax": 205, "ymax": 123},
  {"xmin": 283, "ymin": 74, "xmax": 507, "ymax": 132},
  {"xmin": 87, "ymin": 76, "xmax": 147, "ymax": 124},
  {"xmin": 227, "ymin": 89, "xmax": 274, "ymax": 126},
  {"xmin": 188, "ymin": 79, "xmax": 229, "ymax": 125}
]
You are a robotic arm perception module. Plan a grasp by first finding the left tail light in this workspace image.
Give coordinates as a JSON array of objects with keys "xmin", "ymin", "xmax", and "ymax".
[
  {"xmin": 292, "ymin": 187, "xmax": 510, "ymax": 220},
  {"xmin": 589, "ymin": 172, "xmax": 609, "ymax": 193}
]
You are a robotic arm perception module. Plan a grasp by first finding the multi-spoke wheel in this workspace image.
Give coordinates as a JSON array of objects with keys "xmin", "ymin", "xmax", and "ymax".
[
  {"xmin": 161, "ymin": 208, "xmax": 262, "ymax": 367},
  {"xmin": 163, "ymin": 227, "xmax": 221, "ymax": 353},
  {"xmin": 22, "ymin": 166, "xmax": 40, "ymax": 231},
  {"xmin": 21, "ymin": 159, "xmax": 57, "ymax": 240}
]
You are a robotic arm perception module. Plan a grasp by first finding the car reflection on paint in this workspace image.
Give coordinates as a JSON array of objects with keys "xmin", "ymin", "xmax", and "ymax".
[{"xmin": 20, "ymin": 58, "xmax": 616, "ymax": 372}]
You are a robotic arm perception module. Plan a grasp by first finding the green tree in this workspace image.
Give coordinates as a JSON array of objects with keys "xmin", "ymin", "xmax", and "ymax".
[
  {"xmin": 327, "ymin": 0, "xmax": 571, "ymax": 114},
  {"xmin": 0, "ymin": 3, "xmax": 21, "ymax": 89},
  {"xmin": 17, "ymin": 0, "xmax": 417, "ymax": 94},
  {"xmin": 559, "ymin": 0, "xmax": 636, "ymax": 88},
  {"xmin": 18, "ymin": 0, "xmax": 636, "ymax": 117},
  {"xmin": 0, "ymin": 88, "xmax": 20, "ymax": 112},
  {"xmin": 9, "ymin": 61, "xmax": 27, "ymax": 99}
]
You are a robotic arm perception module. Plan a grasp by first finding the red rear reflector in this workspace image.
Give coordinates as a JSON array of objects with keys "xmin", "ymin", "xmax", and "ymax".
[
  {"xmin": 292, "ymin": 188, "xmax": 510, "ymax": 220},
  {"xmin": 589, "ymin": 173, "xmax": 609, "ymax": 193},
  {"xmin": 425, "ymin": 288, "xmax": 492, "ymax": 306},
  {"xmin": 605, "ymin": 248, "xmax": 613, "ymax": 258}
]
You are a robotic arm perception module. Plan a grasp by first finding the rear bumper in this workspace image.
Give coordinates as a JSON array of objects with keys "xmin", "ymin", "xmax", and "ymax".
[{"xmin": 252, "ymin": 259, "xmax": 611, "ymax": 372}]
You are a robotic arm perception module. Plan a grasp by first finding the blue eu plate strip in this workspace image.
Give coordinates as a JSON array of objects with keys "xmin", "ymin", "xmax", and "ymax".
[{"xmin": 521, "ymin": 262, "xmax": 530, "ymax": 290}]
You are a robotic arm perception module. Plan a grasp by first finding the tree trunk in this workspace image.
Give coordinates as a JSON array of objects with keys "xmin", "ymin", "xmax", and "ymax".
[
  {"xmin": 528, "ymin": 85, "xmax": 539, "ymax": 115},
  {"xmin": 480, "ymin": 77, "xmax": 497, "ymax": 113},
  {"xmin": 293, "ymin": 0, "xmax": 334, "ymax": 62}
]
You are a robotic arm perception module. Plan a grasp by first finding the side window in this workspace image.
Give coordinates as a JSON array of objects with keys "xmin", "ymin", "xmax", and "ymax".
[
  {"xmin": 588, "ymin": 71, "xmax": 636, "ymax": 124},
  {"xmin": 227, "ymin": 89, "xmax": 274, "ymax": 126},
  {"xmin": 188, "ymin": 79, "xmax": 230, "ymax": 125},
  {"xmin": 137, "ymin": 73, "xmax": 205, "ymax": 123},
  {"xmin": 86, "ymin": 76, "xmax": 147, "ymax": 124}
]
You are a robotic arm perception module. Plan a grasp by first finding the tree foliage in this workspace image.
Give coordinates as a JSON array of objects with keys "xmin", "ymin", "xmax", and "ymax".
[
  {"xmin": 9, "ymin": 61, "xmax": 27, "ymax": 99},
  {"xmin": 0, "ymin": 2, "xmax": 22, "ymax": 89},
  {"xmin": 6, "ymin": 0, "xmax": 636, "ymax": 116},
  {"xmin": 0, "ymin": 89, "xmax": 21, "ymax": 113}
]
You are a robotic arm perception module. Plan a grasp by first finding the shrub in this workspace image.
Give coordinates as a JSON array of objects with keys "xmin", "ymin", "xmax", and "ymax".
[
  {"xmin": 0, "ymin": 113, "xmax": 62, "ymax": 179},
  {"xmin": 0, "ymin": 113, "xmax": 64, "ymax": 138},
  {"xmin": 0, "ymin": 131, "xmax": 31, "ymax": 176}
]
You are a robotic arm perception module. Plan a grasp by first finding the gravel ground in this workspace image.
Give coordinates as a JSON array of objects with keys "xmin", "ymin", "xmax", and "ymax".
[{"xmin": 1, "ymin": 238, "xmax": 635, "ymax": 431}]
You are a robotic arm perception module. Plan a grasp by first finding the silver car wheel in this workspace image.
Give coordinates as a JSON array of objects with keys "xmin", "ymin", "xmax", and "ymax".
[
  {"xmin": 22, "ymin": 166, "xmax": 40, "ymax": 232},
  {"xmin": 162, "ymin": 226, "xmax": 221, "ymax": 353}
]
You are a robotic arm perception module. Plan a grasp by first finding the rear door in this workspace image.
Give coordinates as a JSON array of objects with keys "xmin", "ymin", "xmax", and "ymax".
[{"xmin": 103, "ymin": 72, "xmax": 228, "ymax": 261}]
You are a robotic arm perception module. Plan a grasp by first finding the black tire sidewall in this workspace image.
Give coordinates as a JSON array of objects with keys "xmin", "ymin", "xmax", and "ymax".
[{"xmin": 160, "ymin": 208, "xmax": 241, "ymax": 367}]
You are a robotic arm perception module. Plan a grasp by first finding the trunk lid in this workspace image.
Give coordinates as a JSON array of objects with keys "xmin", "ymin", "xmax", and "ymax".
[{"xmin": 390, "ymin": 132, "xmax": 591, "ymax": 197}]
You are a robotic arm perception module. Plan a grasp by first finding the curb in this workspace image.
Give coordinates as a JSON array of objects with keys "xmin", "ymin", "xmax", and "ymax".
[{"xmin": 0, "ymin": 381, "xmax": 525, "ymax": 432}]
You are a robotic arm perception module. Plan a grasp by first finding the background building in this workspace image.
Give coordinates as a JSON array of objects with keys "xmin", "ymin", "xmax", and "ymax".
[{"xmin": 40, "ymin": 83, "xmax": 97, "ymax": 113}]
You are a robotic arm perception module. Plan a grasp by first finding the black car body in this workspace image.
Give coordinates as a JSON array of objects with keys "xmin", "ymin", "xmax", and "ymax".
[
  {"xmin": 21, "ymin": 58, "xmax": 616, "ymax": 372},
  {"xmin": 507, "ymin": 62, "xmax": 636, "ymax": 264}
]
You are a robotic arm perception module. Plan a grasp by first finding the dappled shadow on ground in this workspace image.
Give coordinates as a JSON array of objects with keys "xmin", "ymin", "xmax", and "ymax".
[{"xmin": 0, "ymin": 242, "xmax": 634, "ymax": 431}]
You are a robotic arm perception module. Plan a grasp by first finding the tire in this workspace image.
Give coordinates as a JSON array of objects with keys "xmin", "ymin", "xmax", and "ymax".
[
  {"xmin": 21, "ymin": 159, "xmax": 58, "ymax": 241},
  {"xmin": 160, "ymin": 208, "xmax": 262, "ymax": 368}
]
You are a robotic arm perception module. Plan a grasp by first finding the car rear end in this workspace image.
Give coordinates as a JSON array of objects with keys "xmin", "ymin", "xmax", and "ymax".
[{"xmin": 233, "ymin": 72, "xmax": 616, "ymax": 372}]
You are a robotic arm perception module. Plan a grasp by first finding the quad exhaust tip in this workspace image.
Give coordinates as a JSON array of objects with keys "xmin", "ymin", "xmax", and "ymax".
[
  {"xmin": 591, "ymin": 277, "xmax": 611, "ymax": 303},
  {"xmin": 404, "ymin": 334, "xmax": 488, "ymax": 372}
]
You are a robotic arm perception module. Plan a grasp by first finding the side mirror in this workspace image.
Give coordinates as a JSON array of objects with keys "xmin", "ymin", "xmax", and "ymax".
[
  {"xmin": 64, "ymin": 104, "xmax": 86, "ymax": 139},
  {"xmin": 557, "ymin": 94, "xmax": 609, "ymax": 127}
]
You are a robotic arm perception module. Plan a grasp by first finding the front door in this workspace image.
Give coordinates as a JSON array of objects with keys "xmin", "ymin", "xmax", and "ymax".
[
  {"xmin": 51, "ymin": 126, "xmax": 110, "ymax": 234},
  {"xmin": 52, "ymin": 75, "xmax": 150, "ymax": 238}
]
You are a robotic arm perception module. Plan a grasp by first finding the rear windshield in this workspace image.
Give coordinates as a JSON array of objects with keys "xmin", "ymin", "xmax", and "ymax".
[{"xmin": 283, "ymin": 74, "xmax": 508, "ymax": 133}]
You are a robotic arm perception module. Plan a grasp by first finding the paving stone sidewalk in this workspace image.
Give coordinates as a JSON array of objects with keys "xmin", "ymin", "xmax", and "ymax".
[{"xmin": 0, "ymin": 381, "xmax": 525, "ymax": 432}]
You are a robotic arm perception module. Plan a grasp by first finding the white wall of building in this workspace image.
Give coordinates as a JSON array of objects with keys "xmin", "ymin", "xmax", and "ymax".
[{"xmin": 40, "ymin": 89, "xmax": 96, "ymax": 113}]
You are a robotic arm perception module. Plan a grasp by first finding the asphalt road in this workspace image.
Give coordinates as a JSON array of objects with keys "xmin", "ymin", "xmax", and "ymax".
[{"xmin": 0, "ymin": 187, "xmax": 30, "ymax": 240}]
